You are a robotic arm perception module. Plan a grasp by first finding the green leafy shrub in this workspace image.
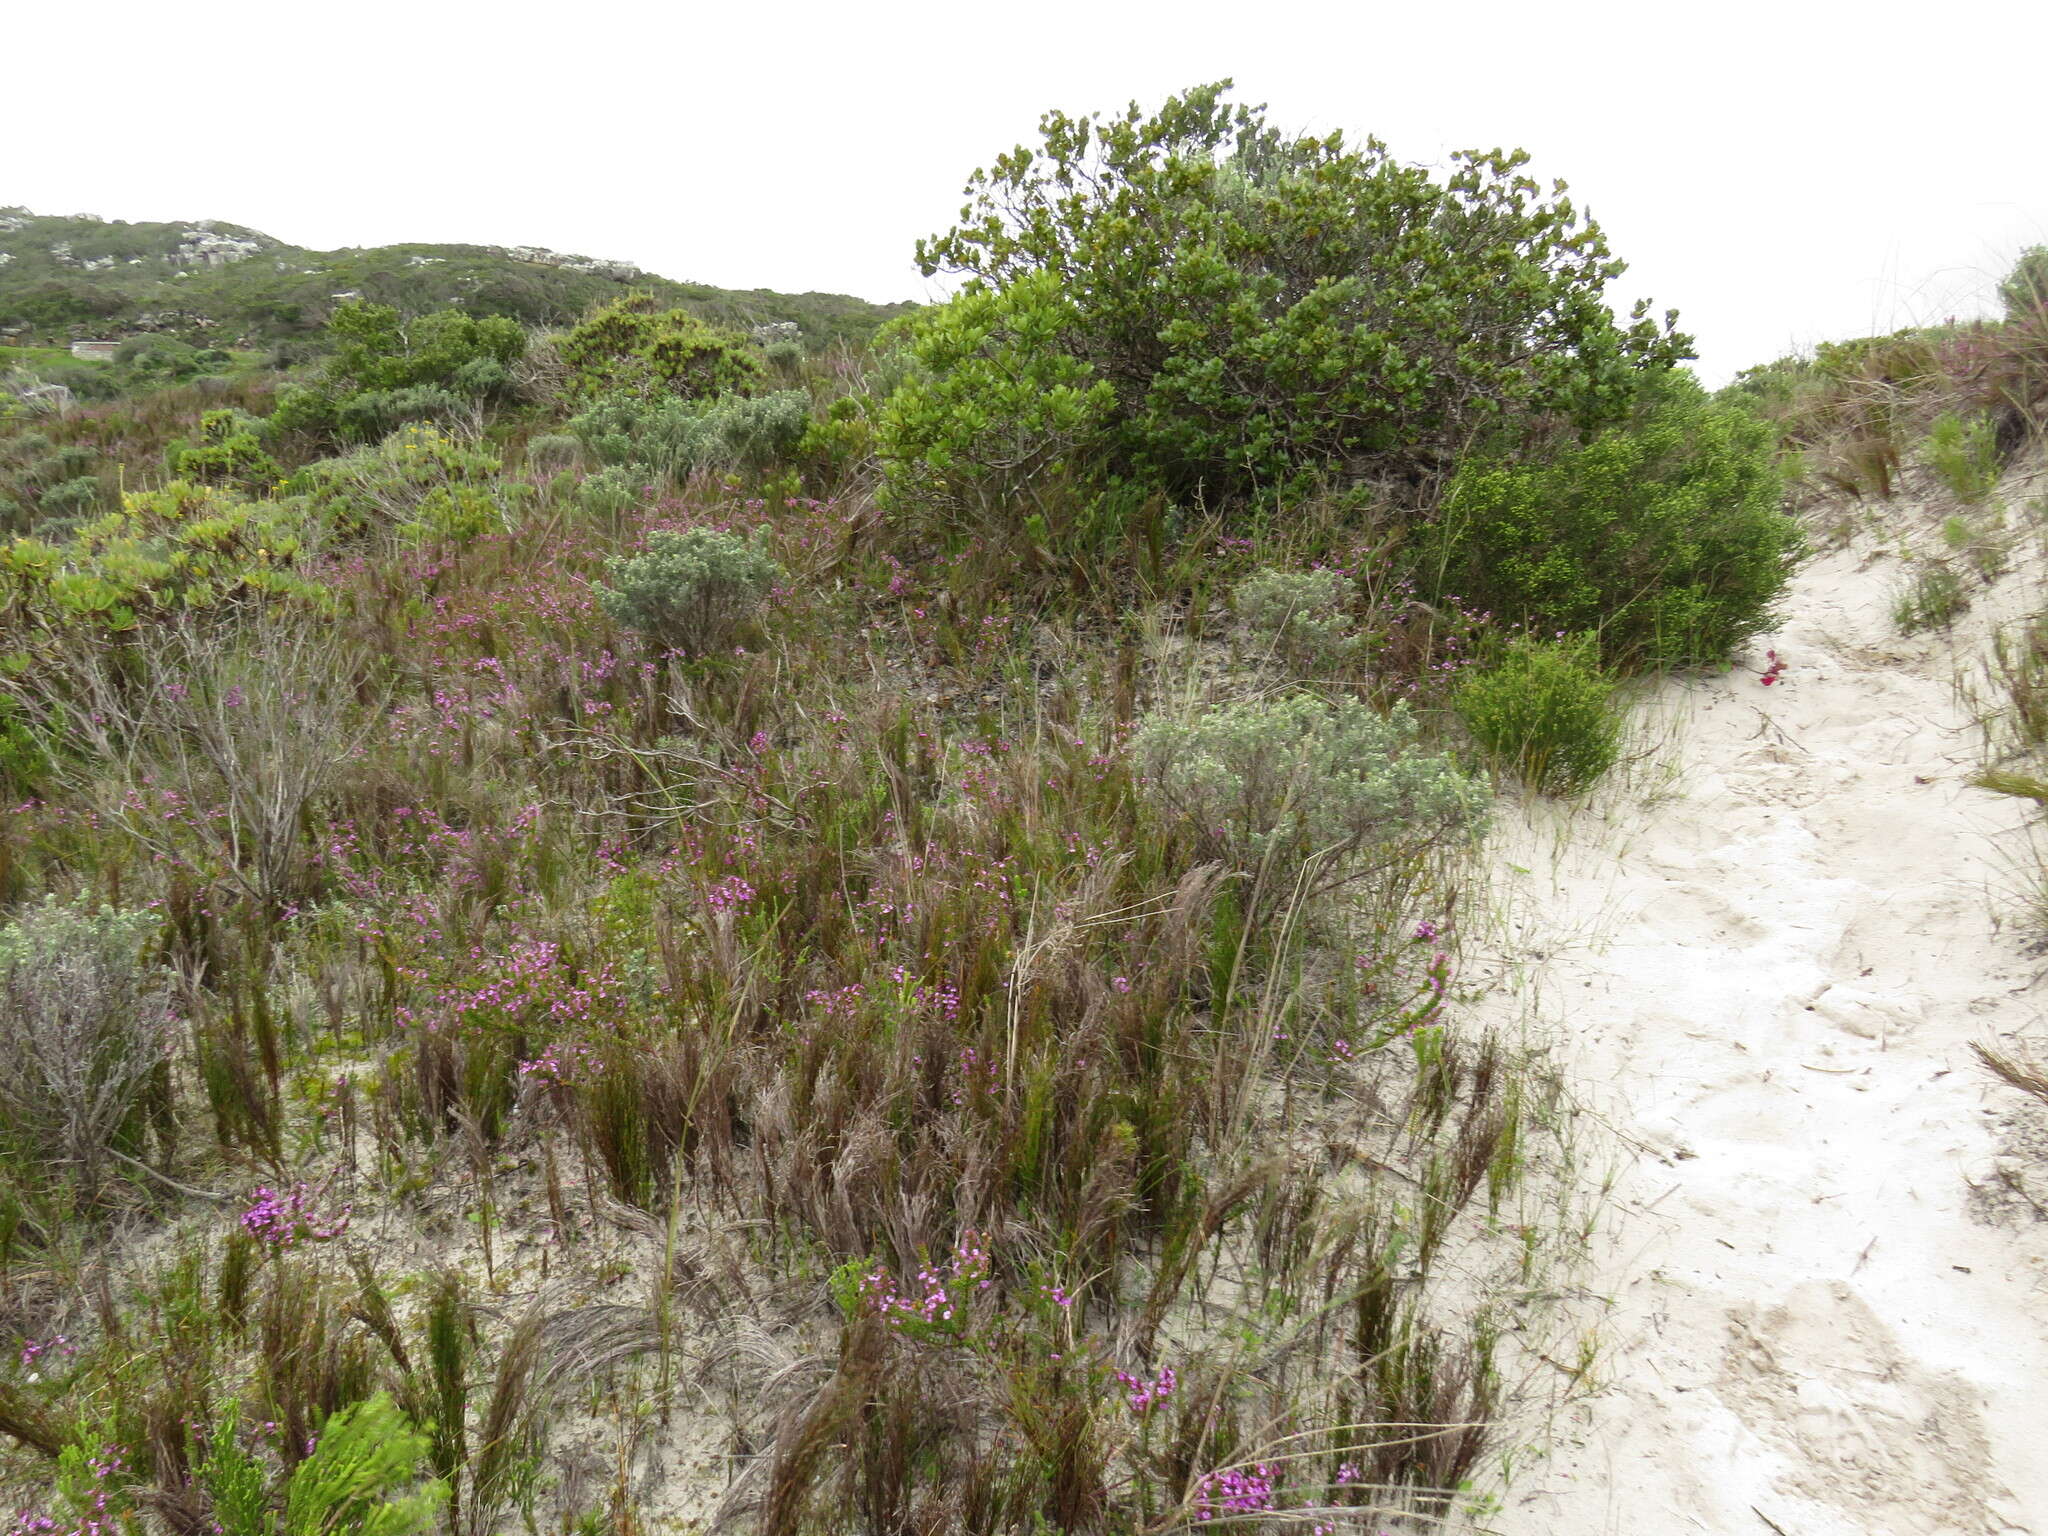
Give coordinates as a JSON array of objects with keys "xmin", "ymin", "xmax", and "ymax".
[
  {"xmin": 598, "ymin": 526, "xmax": 784, "ymax": 656},
  {"xmin": 0, "ymin": 898, "xmax": 174, "ymax": 1208},
  {"xmin": 877, "ymin": 272, "xmax": 1115, "ymax": 547},
  {"xmin": 558, "ymin": 297, "xmax": 762, "ymax": 401},
  {"xmin": 795, "ymin": 393, "xmax": 877, "ymax": 487},
  {"xmin": 0, "ymin": 480, "xmax": 319, "ymax": 634},
  {"xmin": 280, "ymin": 1392, "xmax": 447, "ymax": 1536},
  {"xmin": 1924, "ymin": 411, "xmax": 2000, "ymax": 502},
  {"xmin": 35, "ymin": 473, "xmax": 106, "ymax": 520},
  {"xmin": 1232, "ymin": 566, "xmax": 1358, "ymax": 671},
  {"xmin": 172, "ymin": 408, "xmax": 283, "ymax": 493},
  {"xmin": 0, "ymin": 692, "xmax": 48, "ymax": 794},
  {"xmin": 1422, "ymin": 375, "xmax": 1796, "ymax": 667},
  {"xmin": 893, "ymin": 80, "xmax": 1690, "ymax": 528},
  {"xmin": 269, "ymin": 301, "xmax": 523, "ymax": 444},
  {"xmin": 403, "ymin": 483, "xmax": 503, "ymax": 543},
  {"xmin": 1456, "ymin": 633, "xmax": 1624, "ymax": 795},
  {"xmin": 1133, "ymin": 693, "xmax": 1488, "ymax": 904},
  {"xmin": 1999, "ymin": 246, "xmax": 2048, "ymax": 320}
]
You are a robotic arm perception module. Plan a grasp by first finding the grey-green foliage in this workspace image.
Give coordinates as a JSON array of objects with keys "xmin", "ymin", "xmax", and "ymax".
[
  {"xmin": 568, "ymin": 390, "xmax": 811, "ymax": 481},
  {"xmin": 598, "ymin": 526, "xmax": 785, "ymax": 656},
  {"xmin": 576, "ymin": 462, "xmax": 655, "ymax": 520},
  {"xmin": 28, "ymin": 444, "xmax": 96, "ymax": 486},
  {"xmin": 0, "ymin": 898, "xmax": 172, "ymax": 1204},
  {"xmin": 37, "ymin": 475, "xmax": 105, "ymax": 519},
  {"xmin": 1924, "ymin": 411, "xmax": 2001, "ymax": 502},
  {"xmin": 1134, "ymin": 693, "xmax": 1489, "ymax": 900},
  {"xmin": 524, "ymin": 432, "xmax": 581, "ymax": 474},
  {"xmin": 281, "ymin": 1393, "xmax": 447, "ymax": 1536},
  {"xmin": 1233, "ymin": 566, "xmax": 1359, "ymax": 671}
]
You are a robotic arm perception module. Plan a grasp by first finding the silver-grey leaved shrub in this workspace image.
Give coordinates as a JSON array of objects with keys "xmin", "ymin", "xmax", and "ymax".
[
  {"xmin": 0, "ymin": 898, "xmax": 175, "ymax": 1207},
  {"xmin": 598, "ymin": 527, "xmax": 785, "ymax": 657},
  {"xmin": 1134, "ymin": 693, "xmax": 1489, "ymax": 908},
  {"xmin": 570, "ymin": 390, "xmax": 811, "ymax": 482},
  {"xmin": 1232, "ymin": 566, "xmax": 1359, "ymax": 672},
  {"xmin": 577, "ymin": 462, "xmax": 656, "ymax": 520}
]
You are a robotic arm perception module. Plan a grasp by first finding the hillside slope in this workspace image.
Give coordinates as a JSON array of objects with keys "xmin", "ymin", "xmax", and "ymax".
[{"xmin": 0, "ymin": 207, "xmax": 912, "ymax": 351}]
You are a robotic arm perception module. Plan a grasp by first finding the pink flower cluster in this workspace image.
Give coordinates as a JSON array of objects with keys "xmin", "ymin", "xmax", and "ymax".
[
  {"xmin": 1114, "ymin": 1365, "xmax": 1176, "ymax": 1414},
  {"xmin": 240, "ymin": 1182, "xmax": 351, "ymax": 1246},
  {"xmin": 889, "ymin": 966, "xmax": 961, "ymax": 1022},
  {"xmin": 6, "ymin": 1447, "xmax": 125, "ymax": 1536},
  {"xmin": 950, "ymin": 1046, "xmax": 999, "ymax": 1106},
  {"xmin": 706, "ymin": 875, "xmax": 757, "ymax": 913},
  {"xmin": 1192, "ymin": 1463, "xmax": 1276, "ymax": 1520},
  {"xmin": 16, "ymin": 1336, "xmax": 73, "ymax": 1373},
  {"xmin": 517, "ymin": 1041, "xmax": 603, "ymax": 1086},
  {"xmin": 859, "ymin": 1232, "xmax": 991, "ymax": 1330}
]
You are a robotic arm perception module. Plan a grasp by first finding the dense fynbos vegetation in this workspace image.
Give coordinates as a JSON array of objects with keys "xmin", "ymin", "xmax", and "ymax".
[{"xmin": 0, "ymin": 82, "xmax": 1826, "ymax": 1534}]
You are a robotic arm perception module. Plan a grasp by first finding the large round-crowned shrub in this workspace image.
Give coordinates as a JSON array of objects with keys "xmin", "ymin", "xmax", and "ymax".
[{"xmin": 885, "ymin": 80, "xmax": 1692, "ymax": 533}]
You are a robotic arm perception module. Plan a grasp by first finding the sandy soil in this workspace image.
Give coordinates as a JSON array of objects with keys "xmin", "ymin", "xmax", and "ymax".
[{"xmin": 1485, "ymin": 490, "xmax": 2048, "ymax": 1535}]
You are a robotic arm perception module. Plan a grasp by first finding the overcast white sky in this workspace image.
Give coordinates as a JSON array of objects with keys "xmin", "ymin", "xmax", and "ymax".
[{"xmin": 8, "ymin": 0, "xmax": 2044, "ymax": 384}]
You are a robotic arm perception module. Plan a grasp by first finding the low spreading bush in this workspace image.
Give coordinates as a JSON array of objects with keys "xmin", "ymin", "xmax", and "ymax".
[
  {"xmin": 1134, "ymin": 693, "xmax": 1488, "ymax": 907},
  {"xmin": 1456, "ymin": 633, "xmax": 1624, "ymax": 795},
  {"xmin": 597, "ymin": 526, "xmax": 784, "ymax": 656},
  {"xmin": 290, "ymin": 423, "xmax": 503, "ymax": 537},
  {"xmin": 1232, "ymin": 566, "xmax": 1358, "ymax": 672},
  {"xmin": 569, "ymin": 389, "xmax": 812, "ymax": 482},
  {"xmin": 0, "ymin": 480, "xmax": 319, "ymax": 635},
  {"xmin": 1421, "ymin": 374, "xmax": 1796, "ymax": 667}
]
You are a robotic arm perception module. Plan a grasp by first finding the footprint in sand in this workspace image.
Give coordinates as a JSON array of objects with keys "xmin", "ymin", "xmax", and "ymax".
[
  {"xmin": 1628, "ymin": 882, "xmax": 1769, "ymax": 945},
  {"xmin": 1809, "ymin": 984, "xmax": 1925, "ymax": 1041},
  {"xmin": 1718, "ymin": 1281, "xmax": 2008, "ymax": 1534}
]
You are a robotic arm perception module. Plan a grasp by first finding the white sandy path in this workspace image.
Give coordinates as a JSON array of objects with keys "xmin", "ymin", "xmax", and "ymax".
[{"xmin": 1486, "ymin": 519, "xmax": 2048, "ymax": 1536}]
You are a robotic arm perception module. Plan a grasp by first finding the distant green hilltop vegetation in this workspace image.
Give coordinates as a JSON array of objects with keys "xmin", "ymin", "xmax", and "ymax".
[{"xmin": 0, "ymin": 207, "xmax": 913, "ymax": 354}]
